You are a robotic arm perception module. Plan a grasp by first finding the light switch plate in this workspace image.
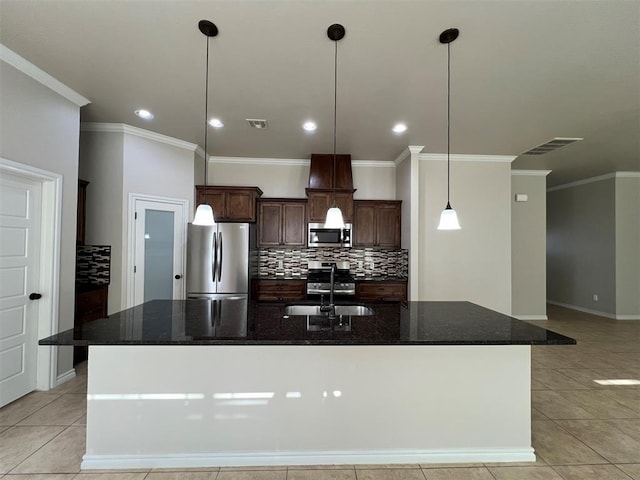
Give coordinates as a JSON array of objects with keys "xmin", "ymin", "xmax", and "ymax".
[{"xmin": 515, "ymin": 194, "xmax": 528, "ymax": 202}]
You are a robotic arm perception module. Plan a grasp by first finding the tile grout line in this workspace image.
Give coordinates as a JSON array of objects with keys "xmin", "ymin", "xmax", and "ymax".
[{"xmin": 6, "ymin": 423, "xmax": 79, "ymax": 476}]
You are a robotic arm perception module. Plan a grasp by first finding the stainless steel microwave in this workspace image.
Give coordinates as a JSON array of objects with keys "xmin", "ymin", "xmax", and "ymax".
[{"xmin": 308, "ymin": 223, "xmax": 352, "ymax": 248}]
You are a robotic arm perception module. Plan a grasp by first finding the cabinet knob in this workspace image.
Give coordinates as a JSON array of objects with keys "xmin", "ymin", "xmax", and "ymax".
[
  {"xmin": 174, "ymin": 274, "xmax": 182, "ymax": 280},
  {"xmin": 29, "ymin": 293, "xmax": 42, "ymax": 300}
]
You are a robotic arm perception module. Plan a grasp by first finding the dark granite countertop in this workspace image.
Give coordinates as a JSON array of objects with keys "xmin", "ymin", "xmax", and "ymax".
[{"xmin": 39, "ymin": 300, "xmax": 575, "ymax": 346}]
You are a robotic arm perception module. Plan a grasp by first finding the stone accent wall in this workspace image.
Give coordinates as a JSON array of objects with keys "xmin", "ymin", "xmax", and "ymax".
[{"xmin": 258, "ymin": 248, "xmax": 408, "ymax": 278}]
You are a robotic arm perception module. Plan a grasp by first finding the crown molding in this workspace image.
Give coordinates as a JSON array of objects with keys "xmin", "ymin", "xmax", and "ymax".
[
  {"xmin": 209, "ymin": 156, "xmax": 395, "ymax": 167},
  {"xmin": 1, "ymin": 44, "xmax": 90, "ymax": 107},
  {"xmin": 511, "ymin": 170, "xmax": 552, "ymax": 176},
  {"xmin": 210, "ymin": 157, "xmax": 308, "ymax": 166},
  {"xmin": 547, "ymin": 171, "xmax": 640, "ymax": 192},
  {"xmin": 352, "ymin": 160, "xmax": 396, "ymax": 168},
  {"xmin": 419, "ymin": 153, "xmax": 516, "ymax": 163},
  {"xmin": 81, "ymin": 123, "xmax": 198, "ymax": 151}
]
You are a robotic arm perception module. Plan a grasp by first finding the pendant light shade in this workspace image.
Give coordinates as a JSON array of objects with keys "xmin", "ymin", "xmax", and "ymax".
[
  {"xmin": 325, "ymin": 206, "xmax": 345, "ymax": 229},
  {"xmin": 437, "ymin": 202, "xmax": 461, "ymax": 230},
  {"xmin": 324, "ymin": 24, "xmax": 346, "ymax": 230},
  {"xmin": 193, "ymin": 204, "xmax": 216, "ymax": 226},
  {"xmin": 192, "ymin": 20, "xmax": 218, "ymax": 226},
  {"xmin": 437, "ymin": 27, "xmax": 461, "ymax": 231}
]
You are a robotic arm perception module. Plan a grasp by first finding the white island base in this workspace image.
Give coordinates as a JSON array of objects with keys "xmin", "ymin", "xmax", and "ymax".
[{"xmin": 82, "ymin": 345, "xmax": 534, "ymax": 469}]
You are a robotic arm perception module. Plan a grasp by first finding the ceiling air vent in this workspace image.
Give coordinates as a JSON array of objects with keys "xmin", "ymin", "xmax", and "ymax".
[
  {"xmin": 521, "ymin": 137, "xmax": 583, "ymax": 155},
  {"xmin": 247, "ymin": 119, "xmax": 268, "ymax": 129}
]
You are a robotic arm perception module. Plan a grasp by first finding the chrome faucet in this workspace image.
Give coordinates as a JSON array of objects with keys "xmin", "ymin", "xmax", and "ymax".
[{"xmin": 319, "ymin": 263, "xmax": 337, "ymax": 319}]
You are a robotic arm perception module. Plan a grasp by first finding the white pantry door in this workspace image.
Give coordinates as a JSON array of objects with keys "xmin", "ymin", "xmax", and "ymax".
[
  {"xmin": 0, "ymin": 173, "xmax": 42, "ymax": 407},
  {"xmin": 133, "ymin": 199, "xmax": 185, "ymax": 306}
]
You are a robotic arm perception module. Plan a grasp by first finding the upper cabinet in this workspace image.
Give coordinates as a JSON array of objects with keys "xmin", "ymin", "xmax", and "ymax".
[
  {"xmin": 353, "ymin": 200, "xmax": 402, "ymax": 248},
  {"xmin": 195, "ymin": 186, "xmax": 263, "ymax": 222},
  {"xmin": 306, "ymin": 190, "xmax": 354, "ymax": 223},
  {"xmin": 258, "ymin": 199, "xmax": 307, "ymax": 247}
]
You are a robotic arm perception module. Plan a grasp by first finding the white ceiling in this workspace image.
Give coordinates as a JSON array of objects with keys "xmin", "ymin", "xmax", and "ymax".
[{"xmin": 1, "ymin": 0, "xmax": 638, "ymax": 187}]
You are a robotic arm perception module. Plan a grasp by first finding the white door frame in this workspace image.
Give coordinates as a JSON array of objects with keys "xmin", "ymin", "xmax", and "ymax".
[
  {"xmin": 126, "ymin": 193, "xmax": 189, "ymax": 308},
  {"xmin": 0, "ymin": 157, "xmax": 62, "ymax": 391}
]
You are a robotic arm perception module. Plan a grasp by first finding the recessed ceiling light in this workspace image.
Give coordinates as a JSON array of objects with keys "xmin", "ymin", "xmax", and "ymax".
[
  {"xmin": 392, "ymin": 123, "xmax": 407, "ymax": 134},
  {"xmin": 134, "ymin": 109, "xmax": 154, "ymax": 120},
  {"xmin": 303, "ymin": 121, "xmax": 317, "ymax": 132},
  {"xmin": 209, "ymin": 118, "xmax": 224, "ymax": 128}
]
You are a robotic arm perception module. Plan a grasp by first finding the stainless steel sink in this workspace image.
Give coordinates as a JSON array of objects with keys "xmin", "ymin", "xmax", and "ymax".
[{"xmin": 283, "ymin": 304, "xmax": 374, "ymax": 316}]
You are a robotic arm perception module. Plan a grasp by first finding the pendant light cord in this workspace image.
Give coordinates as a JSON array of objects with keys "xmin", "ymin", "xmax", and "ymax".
[
  {"xmin": 446, "ymin": 41, "xmax": 451, "ymax": 206},
  {"xmin": 204, "ymin": 35, "xmax": 210, "ymax": 187},
  {"xmin": 332, "ymin": 40, "xmax": 338, "ymax": 207}
]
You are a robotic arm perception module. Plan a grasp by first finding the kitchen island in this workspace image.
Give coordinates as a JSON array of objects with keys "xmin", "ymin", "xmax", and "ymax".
[{"xmin": 40, "ymin": 299, "xmax": 574, "ymax": 470}]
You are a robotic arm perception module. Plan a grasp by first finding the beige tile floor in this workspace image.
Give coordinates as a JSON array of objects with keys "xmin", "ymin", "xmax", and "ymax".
[{"xmin": 1, "ymin": 304, "xmax": 638, "ymax": 479}]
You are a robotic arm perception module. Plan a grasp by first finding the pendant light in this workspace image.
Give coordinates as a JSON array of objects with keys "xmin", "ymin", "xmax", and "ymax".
[
  {"xmin": 437, "ymin": 28, "xmax": 461, "ymax": 230},
  {"xmin": 192, "ymin": 20, "xmax": 218, "ymax": 226},
  {"xmin": 324, "ymin": 24, "xmax": 346, "ymax": 229}
]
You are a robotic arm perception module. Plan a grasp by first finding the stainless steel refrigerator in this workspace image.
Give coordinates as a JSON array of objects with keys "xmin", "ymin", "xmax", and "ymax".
[
  {"xmin": 186, "ymin": 223, "xmax": 253, "ymax": 336},
  {"xmin": 186, "ymin": 223, "xmax": 253, "ymax": 300}
]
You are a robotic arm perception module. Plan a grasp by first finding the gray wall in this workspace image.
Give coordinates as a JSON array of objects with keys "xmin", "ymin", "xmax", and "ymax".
[
  {"xmin": 420, "ymin": 159, "xmax": 512, "ymax": 315},
  {"xmin": 79, "ymin": 126, "xmax": 196, "ymax": 313},
  {"xmin": 79, "ymin": 131, "xmax": 125, "ymax": 314},
  {"xmin": 511, "ymin": 173, "xmax": 548, "ymax": 319},
  {"xmin": 615, "ymin": 176, "xmax": 640, "ymax": 317},
  {"xmin": 547, "ymin": 177, "xmax": 617, "ymax": 315},
  {"xmin": 0, "ymin": 62, "xmax": 81, "ymax": 376}
]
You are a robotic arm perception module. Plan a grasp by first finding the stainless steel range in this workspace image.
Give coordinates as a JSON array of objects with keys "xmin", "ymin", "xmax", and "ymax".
[{"xmin": 306, "ymin": 261, "xmax": 355, "ymax": 297}]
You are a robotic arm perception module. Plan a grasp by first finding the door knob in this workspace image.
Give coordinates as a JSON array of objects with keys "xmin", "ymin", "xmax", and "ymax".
[
  {"xmin": 29, "ymin": 293, "xmax": 42, "ymax": 300},
  {"xmin": 174, "ymin": 274, "xmax": 182, "ymax": 280}
]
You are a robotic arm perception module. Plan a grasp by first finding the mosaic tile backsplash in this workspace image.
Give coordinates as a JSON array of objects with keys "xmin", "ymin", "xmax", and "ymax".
[
  {"xmin": 259, "ymin": 247, "xmax": 408, "ymax": 278},
  {"xmin": 76, "ymin": 245, "xmax": 111, "ymax": 285}
]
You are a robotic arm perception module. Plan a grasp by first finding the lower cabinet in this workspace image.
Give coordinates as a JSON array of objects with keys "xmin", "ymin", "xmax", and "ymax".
[
  {"xmin": 252, "ymin": 279, "xmax": 307, "ymax": 302},
  {"xmin": 74, "ymin": 284, "xmax": 108, "ymax": 364},
  {"xmin": 356, "ymin": 281, "xmax": 407, "ymax": 303}
]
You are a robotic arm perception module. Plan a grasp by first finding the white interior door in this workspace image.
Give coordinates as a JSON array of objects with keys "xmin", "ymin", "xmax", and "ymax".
[
  {"xmin": 133, "ymin": 199, "xmax": 185, "ymax": 306},
  {"xmin": 0, "ymin": 173, "xmax": 42, "ymax": 407}
]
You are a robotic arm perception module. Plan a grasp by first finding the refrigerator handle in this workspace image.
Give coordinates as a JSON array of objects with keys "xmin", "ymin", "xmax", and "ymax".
[
  {"xmin": 212, "ymin": 232, "xmax": 218, "ymax": 283},
  {"xmin": 217, "ymin": 232, "xmax": 223, "ymax": 282}
]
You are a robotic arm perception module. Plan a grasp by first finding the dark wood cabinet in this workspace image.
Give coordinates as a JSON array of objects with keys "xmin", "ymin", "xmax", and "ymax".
[
  {"xmin": 257, "ymin": 199, "xmax": 307, "ymax": 247},
  {"xmin": 195, "ymin": 186, "xmax": 263, "ymax": 222},
  {"xmin": 77, "ymin": 179, "xmax": 89, "ymax": 245},
  {"xmin": 356, "ymin": 281, "xmax": 407, "ymax": 303},
  {"xmin": 308, "ymin": 154, "xmax": 353, "ymax": 190},
  {"xmin": 252, "ymin": 279, "xmax": 307, "ymax": 302},
  {"xmin": 306, "ymin": 189, "xmax": 354, "ymax": 223},
  {"xmin": 353, "ymin": 200, "xmax": 401, "ymax": 247},
  {"xmin": 74, "ymin": 284, "xmax": 108, "ymax": 364}
]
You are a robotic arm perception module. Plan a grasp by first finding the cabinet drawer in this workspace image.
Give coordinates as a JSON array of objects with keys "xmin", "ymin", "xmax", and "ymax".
[
  {"xmin": 356, "ymin": 282, "xmax": 407, "ymax": 302},
  {"xmin": 253, "ymin": 280, "xmax": 306, "ymax": 302}
]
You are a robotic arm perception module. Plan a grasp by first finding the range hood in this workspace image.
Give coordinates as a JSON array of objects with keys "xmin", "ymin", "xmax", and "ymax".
[{"xmin": 307, "ymin": 154, "xmax": 353, "ymax": 190}]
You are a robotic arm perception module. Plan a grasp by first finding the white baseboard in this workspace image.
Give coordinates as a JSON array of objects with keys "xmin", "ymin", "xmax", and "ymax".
[
  {"xmin": 54, "ymin": 368, "xmax": 76, "ymax": 387},
  {"xmin": 514, "ymin": 315, "xmax": 548, "ymax": 321},
  {"xmin": 82, "ymin": 448, "xmax": 536, "ymax": 470},
  {"xmin": 547, "ymin": 301, "xmax": 640, "ymax": 320}
]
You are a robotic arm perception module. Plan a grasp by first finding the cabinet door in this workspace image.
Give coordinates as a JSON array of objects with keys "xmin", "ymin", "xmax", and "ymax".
[
  {"xmin": 197, "ymin": 189, "xmax": 226, "ymax": 220},
  {"xmin": 307, "ymin": 191, "xmax": 333, "ymax": 222},
  {"xmin": 226, "ymin": 191, "xmax": 255, "ymax": 221},
  {"xmin": 258, "ymin": 203, "xmax": 283, "ymax": 246},
  {"xmin": 334, "ymin": 192, "xmax": 354, "ymax": 223},
  {"xmin": 376, "ymin": 203, "xmax": 401, "ymax": 247},
  {"xmin": 353, "ymin": 203, "xmax": 376, "ymax": 246},
  {"xmin": 282, "ymin": 202, "xmax": 306, "ymax": 246}
]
